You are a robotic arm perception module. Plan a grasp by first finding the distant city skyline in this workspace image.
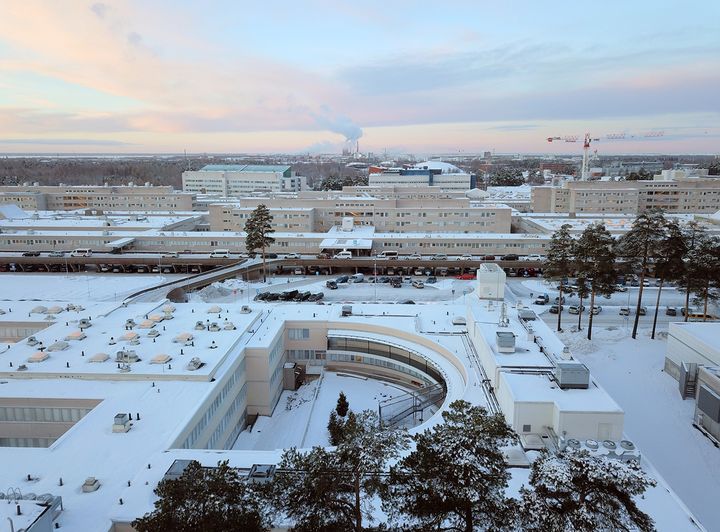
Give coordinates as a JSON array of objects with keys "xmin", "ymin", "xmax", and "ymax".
[{"xmin": 1, "ymin": 1, "xmax": 719, "ymax": 154}]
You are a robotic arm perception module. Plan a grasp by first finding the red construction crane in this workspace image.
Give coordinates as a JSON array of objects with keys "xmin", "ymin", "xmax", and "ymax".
[{"xmin": 547, "ymin": 131, "xmax": 665, "ymax": 180}]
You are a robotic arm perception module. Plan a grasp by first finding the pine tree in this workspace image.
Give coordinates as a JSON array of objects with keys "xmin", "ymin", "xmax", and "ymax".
[
  {"xmin": 385, "ymin": 400, "xmax": 517, "ymax": 531},
  {"xmin": 684, "ymin": 235, "xmax": 720, "ymax": 321},
  {"xmin": 617, "ymin": 211, "xmax": 666, "ymax": 339},
  {"xmin": 272, "ymin": 410, "xmax": 409, "ymax": 532},
  {"xmin": 336, "ymin": 391, "xmax": 350, "ymax": 417},
  {"xmin": 543, "ymin": 224, "xmax": 576, "ymax": 332},
  {"xmin": 519, "ymin": 450, "xmax": 656, "ymax": 532},
  {"xmin": 574, "ymin": 223, "xmax": 617, "ymax": 340},
  {"xmin": 244, "ymin": 204, "xmax": 275, "ymax": 282},
  {"xmin": 132, "ymin": 460, "xmax": 269, "ymax": 532},
  {"xmin": 680, "ymin": 221, "xmax": 705, "ymax": 322},
  {"xmin": 651, "ymin": 220, "xmax": 687, "ymax": 338}
]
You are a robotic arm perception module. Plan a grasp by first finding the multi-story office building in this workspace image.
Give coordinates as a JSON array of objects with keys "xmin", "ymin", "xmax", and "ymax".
[
  {"xmin": 368, "ymin": 161, "xmax": 476, "ymax": 191},
  {"xmin": 208, "ymin": 190, "xmax": 511, "ymax": 234},
  {"xmin": 0, "ymin": 184, "xmax": 197, "ymax": 212},
  {"xmin": 531, "ymin": 170, "xmax": 720, "ymax": 214},
  {"xmin": 182, "ymin": 164, "xmax": 306, "ymax": 195}
]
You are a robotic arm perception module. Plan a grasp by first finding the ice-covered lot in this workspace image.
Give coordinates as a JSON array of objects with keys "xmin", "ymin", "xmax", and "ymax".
[
  {"xmin": 559, "ymin": 326, "xmax": 720, "ymax": 530},
  {"xmin": 0, "ymin": 273, "xmax": 185, "ymax": 302},
  {"xmin": 233, "ymin": 371, "xmax": 418, "ymax": 450}
]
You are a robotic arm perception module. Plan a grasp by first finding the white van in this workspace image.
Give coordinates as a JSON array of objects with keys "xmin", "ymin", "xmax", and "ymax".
[
  {"xmin": 209, "ymin": 249, "xmax": 230, "ymax": 258},
  {"xmin": 333, "ymin": 251, "xmax": 352, "ymax": 259},
  {"xmin": 71, "ymin": 248, "xmax": 92, "ymax": 257},
  {"xmin": 377, "ymin": 251, "xmax": 398, "ymax": 259},
  {"xmin": 350, "ymin": 273, "xmax": 364, "ymax": 283}
]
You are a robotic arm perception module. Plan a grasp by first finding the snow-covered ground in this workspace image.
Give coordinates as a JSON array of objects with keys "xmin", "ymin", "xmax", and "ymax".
[
  {"xmin": 0, "ymin": 273, "xmax": 186, "ymax": 302},
  {"xmin": 233, "ymin": 371, "xmax": 420, "ymax": 450},
  {"xmin": 193, "ymin": 275, "xmax": 476, "ymax": 304},
  {"xmin": 557, "ymin": 325, "xmax": 720, "ymax": 530}
]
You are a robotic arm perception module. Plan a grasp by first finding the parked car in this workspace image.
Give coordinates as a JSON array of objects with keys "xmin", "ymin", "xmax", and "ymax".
[
  {"xmin": 456, "ymin": 254, "xmax": 473, "ymax": 261},
  {"xmin": 336, "ymin": 275, "xmax": 349, "ymax": 284},
  {"xmin": 426, "ymin": 276, "xmax": 437, "ymax": 284},
  {"xmin": 316, "ymin": 253, "xmax": 330, "ymax": 259},
  {"xmin": 591, "ymin": 305, "xmax": 602, "ymax": 315},
  {"xmin": 642, "ymin": 279, "xmax": 650, "ymax": 287},
  {"xmin": 523, "ymin": 254, "xmax": 543, "ymax": 261},
  {"xmin": 325, "ymin": 280, "xmax": 338, "ymax": 290},
  {"xmin": 162, "ymin": 251, "xmax": 179, "ymax": 258},
  {"xmin": 534, "ymin": 293, "xmax": 550, "ymax": 305},
  {"xmin": 554, "ymin": 296, "xmax": 566, "ymax": 305},
  {"xmin": 456, "ymin": 273, "xmax": 475, "ymax": 280},
  {"xmin": 431, "ymin": 253, "xmax": 448, "ymax": 260},
  {"xmin": 619, "ymin": 307, "xmax": 630, "ymax": 316},
  {"xmin": 549, "ymin": 304, "xmax": 563, "ymax": 314},
  {"xmin": 482, "ymin": 255, "xmax": 497, "ymax": 261},
  {"xmin": 638, "ymin": 306, "xmax": 647, "ymax": 316},
  {"xmin": 412, "ymin": 280, "xmax": 425, "ymax": 289},
  {"xmin": 48, "ymin": 251, "xmax": 66, "ymax": 257},
  {"xmin": 666, "ymin": 306, "xmax": 677, "ymax": 316},
  {"xmin": 568, "ymin": 305, "xmax": 586, "ymax": 314},
  {"xmin": 391, "ymin": 278, "xmax": 402, "ymax": 288},
  {"xmin": 284, "ymin": 253, "xmax": 301, "ymax": 259},
  {"xmin": 22, "ymin": 251, "xmax": 41, "ymax": 257},
  {"xmin": 333, "ymin": 251, "xmax": 352, "ymax": 259},
  {"xmin": 615, "ymin": 284, "xmax": 628, "ymax": 292},
  {"xmin": 630, "ymin": 279, "xmax": 640, "ymax": 287},
  {"xmin": 405, "ymin": 253, "xmax": 422, "ymax": 260},
  {"xmin": 502, "ymin": 254, "xmax": 519, "ymax": 261}
]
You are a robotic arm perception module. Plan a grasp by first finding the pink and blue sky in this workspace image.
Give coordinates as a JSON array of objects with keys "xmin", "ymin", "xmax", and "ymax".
[{"xmin": 0, "ymin": 1, "xmax": 718, "ymax": 154}]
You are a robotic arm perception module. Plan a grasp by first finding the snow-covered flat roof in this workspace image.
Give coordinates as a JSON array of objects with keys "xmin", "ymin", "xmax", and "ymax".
[
  {"xmin": 0, "ymin": 301, "xmax": 262, "ymax": 380},
  {"xmin": 502, "ymin": 372, "xmax": 623, "ymax": 412}
]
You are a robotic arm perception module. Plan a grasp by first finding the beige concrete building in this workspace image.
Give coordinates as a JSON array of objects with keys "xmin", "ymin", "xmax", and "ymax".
[
  {"xmin": 0, "ymin": 184, "xmax": 197, "ymax": 212},
  {"xmin": 208, "ymin": 192, "xmax": 511, "ymax": 234},
  {"xmin": 182, "ymin": 164, "xmax": 305, "ymax": 195},
  {"xmin": 531, "ymin": 172, "xmax": 720, "ymax": 214}
]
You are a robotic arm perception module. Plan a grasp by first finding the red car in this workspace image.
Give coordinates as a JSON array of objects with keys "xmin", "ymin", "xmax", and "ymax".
[{"xmin": 455, "ymin": 273, "xmax": 475, "ymax": 280}]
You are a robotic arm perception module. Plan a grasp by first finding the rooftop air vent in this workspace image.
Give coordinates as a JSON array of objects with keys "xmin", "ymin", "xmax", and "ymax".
[
  {"xmin": 112, "ymin": 413, "xmax": 131, "ymax": 433},
  {"xmin": 81, "ymin": 477, "xmax": 100, "ymax": 493},
  {"xmin": 555, "ymin": 361, "xmax": 590, "ymax": 389},
  {"xmin": 495, "ymin": 331, "xmax": 515, "ymax": 353}
]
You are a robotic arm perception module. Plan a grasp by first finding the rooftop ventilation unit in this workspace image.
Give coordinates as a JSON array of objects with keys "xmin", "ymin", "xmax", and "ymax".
[
  {"xmin": 186, "ymin": 357, "xmax": 203, "ymax": 371},
  {"xmin": 78, "ymin": 319, "xmax": 92, "ymax": 329},
  {"xmin": 555, "ymin": 361, "xmax": 590, "ymax": 389},
  {"xmin": 115, "ymin": 350, "xmax": 139, "ymax": 363},
  {"xmin": 81, "ymin": 477, "xmax": 100, "ymax": 493},
  {"xmin": 113, "ymin": 413, "xmax": 131, "ymax": 433},
  {"xmin": 496, "ymin": 331, "xmax": 516, "ymax": 353},
  {"xmin": 248, "ymin": 464, "xmax": 276, "ymax": 483}
]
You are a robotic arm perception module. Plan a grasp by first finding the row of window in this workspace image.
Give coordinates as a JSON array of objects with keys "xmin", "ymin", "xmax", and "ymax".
[
  {"xmin": 288, "ymin": 328, "xmax": 310, "ymax": 340},
  {"xmin": 327, "ymin": 352, "xmax": 433, "ymax": 384},
  {"xmin": 0, "ymin": 437, "xmax": 56, "ymax": 448},
  {"xmin": 206, "ymin": 383, "xmax": 247, "ymax": 449},
  {"xmin": 181, "ymin": 358, "xmax": 246, "ymax": 449},
  {"xmin": 0, "ymin": 406, "xmax": 92, "ymax": 423}
]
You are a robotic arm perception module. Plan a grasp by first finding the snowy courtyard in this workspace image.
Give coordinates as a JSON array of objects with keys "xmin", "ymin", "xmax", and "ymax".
[{"xmin": 233, "ymin": 371, "xmax": 428, "ymax": 451}]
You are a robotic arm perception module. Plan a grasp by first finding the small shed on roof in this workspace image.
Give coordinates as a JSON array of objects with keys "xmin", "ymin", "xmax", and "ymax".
[
  {"xmin": 120, "ymin": 331, "xmax": 139, "ymax": 342},
  {"xmin": 207, "ymin": 305, "xmax": 222, "ymax": 314},
  {"xmin": 150, "ymin": 354, "xmax": 172, "ymax": 365},
  {"xmin": 89, "ymin": 352, "xmax": 109, "ymax": 363}
]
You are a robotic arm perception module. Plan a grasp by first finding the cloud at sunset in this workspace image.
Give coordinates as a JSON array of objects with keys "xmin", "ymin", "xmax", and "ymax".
[{"xmin": 0, "ymin": 1, "xmax": 718, "ymax": 153}]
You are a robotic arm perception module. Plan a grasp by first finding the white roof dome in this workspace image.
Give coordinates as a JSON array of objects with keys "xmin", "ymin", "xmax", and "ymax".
[{"xmin": 415, "ymin": 160, "xmax": 463, "ymax": 174}]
